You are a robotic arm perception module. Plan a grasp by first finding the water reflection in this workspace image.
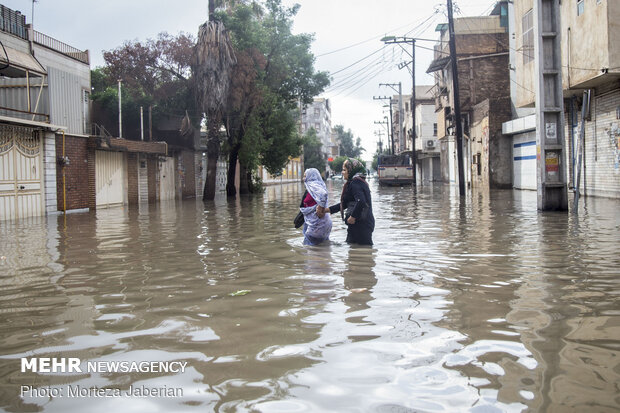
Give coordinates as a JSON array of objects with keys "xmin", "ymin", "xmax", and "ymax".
[{"xmin": 0, "ymin": 183, "xmax": 618, "ymax": 412}]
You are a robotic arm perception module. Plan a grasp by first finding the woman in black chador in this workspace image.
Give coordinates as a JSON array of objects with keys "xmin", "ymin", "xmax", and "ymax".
[{"xmin": 321, "ymin": 158, "xmax": 375, "ymax": 245}]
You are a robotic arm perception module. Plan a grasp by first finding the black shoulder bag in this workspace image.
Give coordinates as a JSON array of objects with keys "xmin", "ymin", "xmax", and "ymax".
[
  {"xmin": 294, "ymin": 211, "xmax": 304, "ymax": 228},
  {"xmin": 344, "ymin": 200, "xmax": 369, "ymax": 222}
]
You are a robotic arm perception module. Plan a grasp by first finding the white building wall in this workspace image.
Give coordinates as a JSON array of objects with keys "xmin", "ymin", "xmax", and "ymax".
[
  {"xmin": 574, "ymin": 89, "xmax": 620, "ymax": 198},
  {"xmin": 301, "ymin": 98, "xmax": 332, "ymax": 163},
  {"xmin": 512, "ymin": 131, "xmax": 537, "ymax": 190},
  {"xmin": 43, "ymin": 132, "xmax": 57, "ymax": 213},
  {"xmin": 138, "ymin": 154, "xmax": 148, "ymax": 202}
]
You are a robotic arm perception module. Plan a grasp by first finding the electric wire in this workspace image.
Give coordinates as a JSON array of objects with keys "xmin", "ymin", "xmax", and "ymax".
[
  {"xmin": 328, "ymin": 50, "xmax": 400, "ymax": 96},
  {"xmin": 455, "ymin": 5, "xmax": 607, "ymax": 73}
]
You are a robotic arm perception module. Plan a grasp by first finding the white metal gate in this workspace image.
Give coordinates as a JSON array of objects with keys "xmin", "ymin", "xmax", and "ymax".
[
  {"xmin": 95, "ymin": 150, "xmax": 125, "ymax": 207},
  {"xmin": 159, "ymin": 157, "xmax": 175, "ymax": 200},
  {"xmin": 0, "ymin": 125, "xmax": 44, "ymax": 221}
]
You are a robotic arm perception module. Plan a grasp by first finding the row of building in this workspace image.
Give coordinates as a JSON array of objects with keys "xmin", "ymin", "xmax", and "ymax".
[
  {"xmin": 1, "ymin": 1, "xmax": 618, "ymax": 221},
  {"xmin": 313, "ymin": 0, "xmax": 617, "ymax": 198},
  {"xmin": 422, "ymin": 0, "xmax": 619, "ymax": 198},
  {"xmin": 0, "ymin": 4, "xmax": 304, "ymax": 222}
]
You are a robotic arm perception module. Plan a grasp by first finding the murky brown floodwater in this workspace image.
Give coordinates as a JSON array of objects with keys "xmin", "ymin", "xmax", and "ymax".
[{"xmin": 0, "ymin": 181, "xmax": 619, "ymax": 412}]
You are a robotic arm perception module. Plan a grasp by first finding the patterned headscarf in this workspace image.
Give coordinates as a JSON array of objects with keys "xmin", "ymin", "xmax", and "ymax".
[
  {"xmin": 343, "ymin": 158, "xmax": 366, "ymax": 181},
  {"xmin": 303, "ymin": 168, "xmax": 328, "ymax": 207}
]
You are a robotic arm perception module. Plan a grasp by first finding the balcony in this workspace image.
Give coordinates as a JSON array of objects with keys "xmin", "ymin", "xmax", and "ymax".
[{"xmin": 33, "ymin": 30, "xmax": 89, "ymax": 65}]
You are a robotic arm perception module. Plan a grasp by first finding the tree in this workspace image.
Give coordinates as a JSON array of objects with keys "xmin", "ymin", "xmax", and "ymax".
[
  {"xmin": 302, "ymin": 128, "xmax": 325, "ymax": 174},
  {"xmin": 217, "ymin": 0, "xmax": 329, "ymax": 195},
  {"xmin": 91, "ymin": 32, "xmax": 198, "ymax": 140},
  {"xmin": 371, "ymin": 148, "xmax": 388, "ymax": 171},
  {"xmin": 193, "ymin": 0, "xmax": 237, "ymax": 200},
  {"xmin": 333, "ymin": 124, "xmax": 365, "ymax": 158},
  {"xmin": 328, "ymin": 156, "xmax": 346, "ymax": 175}
]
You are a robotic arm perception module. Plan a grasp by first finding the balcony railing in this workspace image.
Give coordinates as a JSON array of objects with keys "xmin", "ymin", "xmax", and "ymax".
[
  {"xmin": 33, "ymin": 30, "xmax": 89, "ymax": 65},
  {"xmin": 0, "ymin": 5, "xmax": 27, "ymax": 40}
]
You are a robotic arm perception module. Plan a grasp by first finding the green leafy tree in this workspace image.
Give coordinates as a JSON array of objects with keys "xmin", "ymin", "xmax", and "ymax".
[
  {"xmin": 372, "ymin": 147, "xmax": 391, "ymax": 171},
  {"xmin": 329, "ymin": 156, "xmax": 347, "ymax": 175},
  {"xmin": 91, "ymin": 32, "xmax": 198, "ymax": 139},
  {"xmin": 333, "ymin": 124, "xmax": 365, "ymax": 158},
  {"xmin": 329, "ymin": 156, "xmax": 366, "ymax": 176},
  {"xmin": 218, "ymin": 0, "xmax": 329, "ymax": 195},
  {"xmin": 302, "ymin": 128, "xmax": 325, "ymax": 174}
]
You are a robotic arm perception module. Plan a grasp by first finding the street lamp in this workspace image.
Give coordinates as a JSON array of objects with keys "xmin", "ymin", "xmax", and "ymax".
[{"xmin": 381, "ymin": 36, "xmax": 417, "ymax": 186}]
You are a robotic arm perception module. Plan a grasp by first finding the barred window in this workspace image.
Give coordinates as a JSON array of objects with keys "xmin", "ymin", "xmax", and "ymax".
[{"xmin": 577, "ymin": 0, "xmax": 584, "ymax": 16}]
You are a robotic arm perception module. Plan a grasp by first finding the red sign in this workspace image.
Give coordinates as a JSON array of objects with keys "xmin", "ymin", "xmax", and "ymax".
[{"xmin": 328, "ymin": 157, "xmax": 333, "ymax": 162}]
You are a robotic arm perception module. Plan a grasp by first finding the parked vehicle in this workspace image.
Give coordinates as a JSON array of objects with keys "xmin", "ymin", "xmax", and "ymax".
[{"xmin": 377, "ymin": 153, "xmax": 413, "ymax": 186}]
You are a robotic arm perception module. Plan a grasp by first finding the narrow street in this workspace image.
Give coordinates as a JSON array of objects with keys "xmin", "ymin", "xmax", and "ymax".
[{"xmin": 1, "ymin": 182, "xmax": 618, "ymax": 412}]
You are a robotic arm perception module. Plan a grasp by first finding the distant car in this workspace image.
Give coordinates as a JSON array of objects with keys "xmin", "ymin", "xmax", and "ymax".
[{"xmin": 330, "ymin": 174, "xmax": 343, "ymax": 180}]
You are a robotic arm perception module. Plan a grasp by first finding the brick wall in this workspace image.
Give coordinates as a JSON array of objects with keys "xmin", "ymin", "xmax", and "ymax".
[
  {"xmin": 458, "ymin": 55, "xmax": 510, "ymax": 110},
  {"xmin": 55, "ymin": 135, "xmax": 90, "ymax": 211},
  {"xmin": 87, "ymin": 138, "xmax": 97, "ymax": 210},
  {"xmin": 488, "ymin": 96, "xmax": 513, "ymax": 188},
  {"xmin": 108, "ymin": 139, "xmax": 167, "ymax": 154},
  {"xmin": 127, "ymin": 153, "xmax": 138, "ymax": 205}
]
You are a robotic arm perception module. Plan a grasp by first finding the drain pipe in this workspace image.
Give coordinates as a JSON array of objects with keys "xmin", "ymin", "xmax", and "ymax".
[
  {"xmin": 574, "ymin": 90, "xmax": 591, "ymax": 210},
  {"xmin": 62, "ymin": 130, "xmax": 67, "ymax": 213},
  {"xmin": 570, "ymin": 96, "xmax": 576, "ymax": 187}
]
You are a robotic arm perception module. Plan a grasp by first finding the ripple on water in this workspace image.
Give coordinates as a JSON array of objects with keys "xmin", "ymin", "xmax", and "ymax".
[{"xmin": 0, "ymin": 185, "xmax": 619, "ymax": 411}]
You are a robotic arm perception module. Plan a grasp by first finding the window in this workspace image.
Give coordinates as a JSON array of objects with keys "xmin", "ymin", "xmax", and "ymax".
[
  {"xmin": 314, "ymin": 122, "xmax": 320, "ymax": 130},
  {"xmin": 314, "ymin": 108, "xmax": 320, "ymax": 116},
  {"xmin": 82, "ymin": 90, "xmax": 90, "ymax": 135},
  {"xmin": 522, "ymin": 10, "xmax": 534, "ymax": 64},
  {"xmin": 433, "ymin": 123, "xmax": 438, "ymax": 136},
  {"xmin": 499, "ymin": 2, "xmax": 508, "ymax": 28},
  {"xmin": 577, "ymin": 0, "xmax": 584, "ymax": 16}
]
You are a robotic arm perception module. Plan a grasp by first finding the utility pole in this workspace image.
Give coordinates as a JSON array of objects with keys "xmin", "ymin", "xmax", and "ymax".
[
  {"xmin": 148, "ymin": 105, "xmax": 153, "ymax": 141},
  {"xmin": 447, "ymin": 0, "xmax": 465, "ymax": 196},
  {"xmin": 381, "ymin": 36, "xmax": 418, "ymax": 185},
  {"xmin": 117, "ymin": 80, "xmax": 123, "ymax": 139},
  {"xmin": 534, "ymin": 0, "xmax": 568, "ymax": 210},
  {"xmin": 374, "ymin": 120, "xmax": 390, "ymax": 153},
  {"xmin": 375, "ymin": 130, "xmax": 385, "ymax": 154},
  {"xmin": 373, "ymin": 96, "xmax": 394, "ymax": 154},
  {"xmin": 379, "ymin": 83, "xmax": 403, "ymax": 153},
  {"xmin": 411, "ymin": 40, "xmax": 417, "ymax": 186}
]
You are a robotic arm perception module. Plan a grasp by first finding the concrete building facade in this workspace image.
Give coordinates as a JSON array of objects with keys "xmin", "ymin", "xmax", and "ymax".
[
  {"xmin": 301, "ymin": 98, "xmax": 333, "ymax": 173},
  {"xmin": 503, "ymin": 0, "xmax": 620, "ymax": 199},
  {"xmin": 402, "ymin": 86, "xmax": 441, "ymax": 183},
  {"xmin": 428, "ymin": 3, "xmax": 512, "ymax": 189}
]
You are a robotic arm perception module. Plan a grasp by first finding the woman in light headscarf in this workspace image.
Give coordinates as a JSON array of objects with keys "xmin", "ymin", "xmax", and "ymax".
[
  {"xmin": 300, "ymin": 168, "xmax": 332, "ymax": 246},
  {"xmin": 323, "ymin": 158, "xmax": 374, "ymax": 245}
]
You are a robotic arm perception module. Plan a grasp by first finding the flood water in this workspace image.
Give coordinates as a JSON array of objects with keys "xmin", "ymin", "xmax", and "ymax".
[{"xmin": 0, "ymin": 181, "xmax": 619, "ymax": 412}]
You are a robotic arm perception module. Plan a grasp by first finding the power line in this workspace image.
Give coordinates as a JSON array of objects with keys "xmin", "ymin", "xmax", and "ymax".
[
  {"xmin": 317, "ymin": 10, "xmax": 442, "ymax": 58},
  {"xmin": 328, "ymin": 49, "xmax": 396, "ymax": 91},
  {"xmin": 329, "ymin": 46, "xmax": 387, "ymax": 76}
]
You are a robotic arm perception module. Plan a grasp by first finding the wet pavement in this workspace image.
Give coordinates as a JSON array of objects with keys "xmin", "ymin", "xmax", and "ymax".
[{"xmin": 0, "ymin": 180, "xmax": 619, "ymax": 412}]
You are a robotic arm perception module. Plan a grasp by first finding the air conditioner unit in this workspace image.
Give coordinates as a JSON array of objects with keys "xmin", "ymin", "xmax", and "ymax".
[{"xmin": 425, "ymin": 140, "xmax": 436, "ymax": 149}]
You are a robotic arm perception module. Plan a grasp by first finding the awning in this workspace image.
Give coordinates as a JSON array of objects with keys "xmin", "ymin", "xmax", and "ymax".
[
  {"xmin": 0, "ymin": 115, "xmax": 66, "ymax": 131},
  {"xmin": 0, "ymin": 46, "xmax": 47, "ymax": 77},
  {"xmin": 426, "ymin": 56, "xmax": 451, "ymax": 74}
]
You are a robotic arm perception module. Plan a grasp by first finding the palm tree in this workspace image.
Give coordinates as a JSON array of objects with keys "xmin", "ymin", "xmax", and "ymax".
[{"xmin": 193, "ymin": 0, "xmax": 237, "ymax": 200}]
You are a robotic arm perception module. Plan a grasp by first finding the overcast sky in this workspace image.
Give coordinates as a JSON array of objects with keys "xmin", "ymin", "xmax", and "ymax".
[{"xmin": 2, "ymin": 0, "xmax": 497, "ymax": 160}]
